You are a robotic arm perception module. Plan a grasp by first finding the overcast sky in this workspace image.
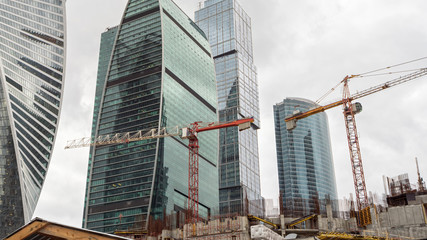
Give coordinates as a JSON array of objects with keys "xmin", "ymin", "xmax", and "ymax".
[{"xmin": 32, "ymin": 0, "xmax": 427, "ymax": 228}]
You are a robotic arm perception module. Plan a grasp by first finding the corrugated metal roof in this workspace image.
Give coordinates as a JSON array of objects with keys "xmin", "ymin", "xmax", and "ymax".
[{"xmin": 5, "ymin": 218, "xmax": 131, "ymax": 240}]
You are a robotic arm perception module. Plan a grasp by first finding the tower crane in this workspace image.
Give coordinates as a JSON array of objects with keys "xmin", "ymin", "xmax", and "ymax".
[
  {"xmin": 285, "ymin": 67, "xmax": 427, "ymax": 227},
  {"xmin": 65, "ymin": 117, "xmax": 254, "ymax": 223},
  {"xmin": 416, "ymin": 157, "xmax": 425, "ymax": 192}
]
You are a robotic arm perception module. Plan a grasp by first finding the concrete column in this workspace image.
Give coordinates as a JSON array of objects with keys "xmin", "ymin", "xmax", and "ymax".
[{"xmin": 326, "ymin": 203, "xmax": 333, "ymax": 231}]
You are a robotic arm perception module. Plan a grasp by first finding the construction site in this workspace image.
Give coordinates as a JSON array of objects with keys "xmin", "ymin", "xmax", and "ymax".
[
  {"xmin": 103, "ymin": 172, "xmax": 427, "ymax": 240},
  {"xmin": 60, "ymin": 61, "xmax": 427, "ymax": 239},
  {"xmin": 9, "ymin": 192, "xmax": 427, "ymax": 240}
]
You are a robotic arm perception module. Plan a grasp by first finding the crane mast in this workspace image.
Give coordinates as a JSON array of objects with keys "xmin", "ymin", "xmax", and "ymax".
[
  {"xmin": 285, "ymin": 67, "xmax": 427, "ymax": 227},
  {"xmin": 186, "ymin": 123, "xmax": 201, "ymax": 223},
  {"xmin": 416, "ymin": 157, "xmax": 425, "ymax": 192},
  {"xmin": 342, "ymin": 77, "xmax": 369, "ymax": 226}
]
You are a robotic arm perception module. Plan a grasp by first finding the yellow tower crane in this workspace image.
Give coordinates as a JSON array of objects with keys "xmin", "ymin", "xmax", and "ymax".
[{"xmin": 285, "ymin": 64, "xmax": 427, "ymax": 227}]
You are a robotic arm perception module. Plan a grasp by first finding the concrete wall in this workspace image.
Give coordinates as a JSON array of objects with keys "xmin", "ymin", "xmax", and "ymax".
[
  {"xmin": 372, "ymin": 204, "xmax": 426, "ymax": 228},
  {"xmin": 366, "ymin": 204, "xmax": 427, "ymax": 239},
  {"xmin": 364, "ymin": 226, "xmax": 427, "ymax": 240},
  {"xmin": 409, "ymin": 195, "xmax": 427, "ymax": 205},
  {"xmin": 181, "ymin": 217, "xmax": 250, "ymax": 239},
  {"xmin": 317, "ymin": 215, "xmax": 357, "ymax": 232},
  {"xmin": 317, "ymin": 203, "xmax": 427, "ymax": 238}
]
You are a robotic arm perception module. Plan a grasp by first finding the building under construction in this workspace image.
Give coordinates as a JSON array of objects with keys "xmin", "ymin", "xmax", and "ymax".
[
  {"xmin": 6, "ymin": 192, "xmax": 427, "ymax": 240},
  {"xmin": 105, "ymin": 169, "xmax": 427, "ymax": 239},
  {"xmin": 113, "ymin": 195, "xmax": 427, "ymax": 239}
]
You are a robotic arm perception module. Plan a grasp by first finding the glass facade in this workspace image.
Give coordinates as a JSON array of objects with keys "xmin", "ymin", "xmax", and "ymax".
[
  {"xmin": 82, "ymin": 26, "xmax": 118, "ymax": 229},
  {"xmin": 0, "ymin": 0, "xmax": 66, "ymax": 237},
  {"xmin": 274, "ymin": 98, "xmax": 338, "ymax": 217},
  {"xmin": 83, "ymin": 0, "xmax": 218, "ymax": 233},
  {"xmin": 195, "ymin": 0, "xmax": 263, "ymax": 216}
]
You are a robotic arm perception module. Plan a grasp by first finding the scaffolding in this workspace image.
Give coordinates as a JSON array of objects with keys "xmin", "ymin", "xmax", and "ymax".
[{"xmin": 387, "ymin": 173, "xmax": 413, "ymax": 197}]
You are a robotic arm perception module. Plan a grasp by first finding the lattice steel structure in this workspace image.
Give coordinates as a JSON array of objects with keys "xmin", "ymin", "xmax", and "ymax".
[{"xmin": 285, "ymin": 68, "xmax": 427, "ymax": 226}]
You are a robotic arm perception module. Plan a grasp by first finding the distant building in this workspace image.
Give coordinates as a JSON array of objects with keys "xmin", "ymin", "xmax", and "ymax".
[
  {"xmin": 274, "ymin": 98, "xmax": 338, "ymax": 217},
  {"xmin": 264, "ymin": 199, "xmax": 279, "ymax": 218},
  {"xmin": 0, "ymin": 1, "xmax": 66, "ymax": 237},
  {"xmin": 195, "ymin": 0, "xmax": 263, "ymax": 216},
  {"xmin": 384, "ymin": 173, "xmax": 427, "ymax": 207},
  {"xmin": 82, "ymin": 0, "xmax": 219, "ymax": 233},
  {"xmin": 386, "ymin": 173, "xmax": 412, "ymax": 197}
]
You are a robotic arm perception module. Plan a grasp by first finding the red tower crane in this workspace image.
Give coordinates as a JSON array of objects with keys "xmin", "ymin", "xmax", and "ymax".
[
  {"xmin": 416, "ymin": 157, "xmax": 425, "ymax": 192},
  {"xmin": 285, "ymin": 68, "xmax": 427, "ymax": 227},
  {"xmin": 66, "ymin": 117, "xmax": 254, "ymax": 223},
  {"xmin": 181, "ymin": 118, "xmax": 254, "ymax": 222}
]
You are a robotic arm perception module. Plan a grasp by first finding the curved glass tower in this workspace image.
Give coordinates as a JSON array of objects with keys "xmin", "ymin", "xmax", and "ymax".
[
  {"xmin": 274, "ymin": 98, "xmax": 338, "ymax": 217},
  {"xmin": 0, "ymin": 0, "xmax": 66, "ymax": 237},
  {"xmin": 83, "ymin": 0, "xmax": 218, "ymax": 233}
]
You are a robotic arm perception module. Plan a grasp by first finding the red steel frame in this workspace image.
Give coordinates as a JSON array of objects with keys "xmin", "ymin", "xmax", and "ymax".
[
  {"xmin": 186, "ymin": 118, "xmax": 254, "ymax": 223},
  {"xmin": 342, "ymin": 77, "xmax": 369, "ymax": 226},
  {"xmin": 187, "ymin": 123, "xmax": 200, "ymax": 223}
]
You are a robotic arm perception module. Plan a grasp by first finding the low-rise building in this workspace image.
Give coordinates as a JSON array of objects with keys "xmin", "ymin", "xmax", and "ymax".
[{"xmin": 5, "ymin": 218, "xmax": 131, "ymax": 240}]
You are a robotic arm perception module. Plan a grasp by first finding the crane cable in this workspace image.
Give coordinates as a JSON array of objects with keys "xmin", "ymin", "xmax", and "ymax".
[
  {"xmin": 356, "ymin": 56, "xmax": 427, "ymax": 77},
  {"xmin": 354, "ymin": 68, "xmax": 427, "ymax": 78},
  {"xmin": 315, "ymin": 81, "xmax": 343, "ymax": 104},
  {"xmin": 315, "ymin": 56, "xmax": 427, "ymax": 104}
]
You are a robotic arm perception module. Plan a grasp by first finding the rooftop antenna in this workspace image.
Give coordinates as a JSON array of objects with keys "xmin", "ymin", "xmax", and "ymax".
[{"xmin": 416, "ymin": 157, "xmax": 425, "ymax": 192}]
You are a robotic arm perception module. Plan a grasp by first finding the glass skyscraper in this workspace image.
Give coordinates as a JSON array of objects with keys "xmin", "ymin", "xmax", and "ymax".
[
  {"xmin": 274, "ymin": 98, "xmax": 338, "ymax": 217},
  {"xmin": 83, "ymin": 0, "xmax": 219, "ymax": 233},
  {"xmin": 0, "ymin": 0, "xmax": 66, "ymax": 237},
  {"xmin": 195, "ymin": 0, "xmax": 263, "ymax": 216}
]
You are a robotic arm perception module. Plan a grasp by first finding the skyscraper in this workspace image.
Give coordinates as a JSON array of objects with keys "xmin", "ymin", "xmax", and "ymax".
[
  {"xmin": 274, "ymin": 98, "xmax": 338, "ymax": 217},
  {"xmin": 195, "ymin": 0, "xmax": 263, "ymax": 216},
  {"xmin": 0, "ymin": 0, "xmax": 66, "ymax": 237},
  {"xmin": 83, "ymin": 0, "xmax": 219, "ymax": 233}
]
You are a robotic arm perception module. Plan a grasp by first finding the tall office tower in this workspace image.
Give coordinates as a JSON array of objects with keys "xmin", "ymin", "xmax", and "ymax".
[
  {"xmin": 83, "ymin": 27, "xmax": 118, "ymax": 215},
  {"xmin": 83, "ymin": 0, "xmax": 219, "ymax": 233},
  {"xmin": 274, "ymin": 98, "xmax": 338, "ymax": 217},
  {"xmin": 195, "ymin": 0, "xmax": 263, "ymax": 216},
  {"xmin": 0, "ymin": 0, "xmax": 66, "ymax": 237}
]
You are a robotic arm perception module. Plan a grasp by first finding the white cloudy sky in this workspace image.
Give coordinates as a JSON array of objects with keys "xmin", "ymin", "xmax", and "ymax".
[{"xmin": 32, "ymin": 0, "xmax": 427, "ymax": 227}]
